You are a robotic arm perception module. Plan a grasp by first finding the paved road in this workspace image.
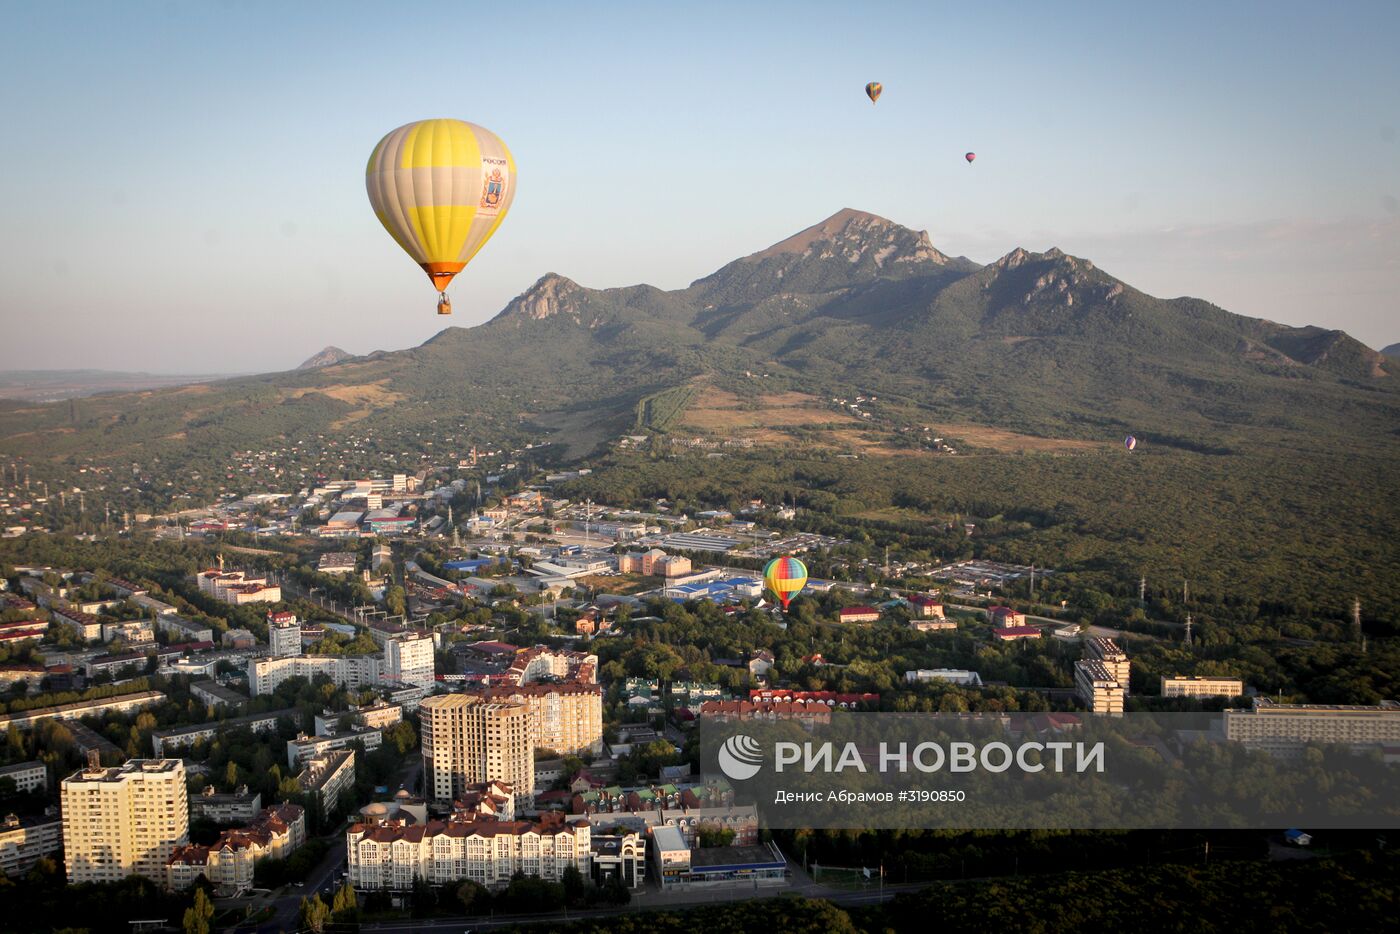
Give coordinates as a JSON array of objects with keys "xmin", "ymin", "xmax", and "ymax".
[{"xmin": 359, "ymin": 881, "xmax": 927, "ymax": 932}]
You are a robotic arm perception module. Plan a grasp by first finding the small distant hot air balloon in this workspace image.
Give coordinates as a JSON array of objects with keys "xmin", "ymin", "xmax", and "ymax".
[
  {"xmin": 366, "ymin": 118, "xmax": 516, "ymax": 316},
  {"xmin": 865, "ymin": 82, "xmax": 883, "ymax": 104},
  {"xmin": 965, "ymin": 152, "xmax": 976, "ymax": 163},
  {"xmin": 1125, "ymin": 435, "xmax": 1138, "ymax": 451},
  {"xmin": 764, "ymin": 556, "xmax": 809, "ymax": 610}
]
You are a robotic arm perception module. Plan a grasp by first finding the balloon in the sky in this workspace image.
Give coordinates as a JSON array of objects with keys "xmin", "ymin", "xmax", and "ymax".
[
  {"xmin": 865, "ymin": 82, "xmax": 883, "ymax": 104},
  {"xmin": 965, "ymin": 152, "xmax": 976, "ymax": 163},
  {"xmin": 1125, "ymin": 435, "xmax": 1138, "ymax": 451},
  {"xmin": 365, "ymin": 118, "xmax": 516, "ymax": 316},
  {"xmin": 764, "ymin": 555, "xmax": 809, "ymax": 610}
]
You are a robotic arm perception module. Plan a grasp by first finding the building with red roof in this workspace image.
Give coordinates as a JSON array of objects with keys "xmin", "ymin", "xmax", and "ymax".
[
  {"xmin": 346, "ymin": 810, "xmax": 590, "ymax": 891},
  {"xmin": 993, "ymin": 626, "xmax": 1042, "ymax": 642},
  {"xmin": 988, "ymin": 606, "xmax": 1027, "ymax": 628}
]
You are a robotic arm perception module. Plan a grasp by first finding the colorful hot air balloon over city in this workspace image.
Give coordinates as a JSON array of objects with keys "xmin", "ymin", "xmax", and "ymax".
[
  {"xmin": 764, "ymin": 555, "xmax": 809, "ymax": 610},
  {"xmin": 1125, "ymin": 435, "xmax": 1138, "ymax": 451},
  {"xmin": 865, "ymin": 82, "xmax": 883, "ymax": 104},
  {"xmin": 965, "ymin": 152, "xmax": 976, "ymax": 163},
  {"xmin": 366, "ymin": 119, "xmax": 516, "ymax": 316}
]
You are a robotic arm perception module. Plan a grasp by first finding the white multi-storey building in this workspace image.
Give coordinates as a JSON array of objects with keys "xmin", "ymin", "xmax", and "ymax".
[
  {"xmin": 0, "ymin": 812, "xmax": 63, "ymax": 877},
  {"xmin": 267, "ymin": 612, "xmax": 302, "ymax": 658},
  {"xmin": 60, "ymin": 758, "xmax": 189, "ymax": 888},
  {"xmin": 296, "ymin": 750, "xmax": 356, "ymax": 811},
  {"xmin": 247, "ymin": 654, "xmax": 382, "ymax": 696},
  {"xmin": 1074, "ymin": 660, "xmax": 1125, "ymax": 714},
  {"xmin": 346, "ymin": 811, "xmax": 590, "ymax": 891},
  {"xmin": 1224, "ymin": 698, "xmax": 1400, "ymax": 757},
  {"xmin": 383, "ymin": 632, "xmax": 434, "ymax": 689},
  {"xmin": 0, "ymin": 760, "xmax": 48, "ymax": 794},
  {"xmin": 287, "ymin": 728, "xmax": 383, "ymax": 768},
  {"xmin": 1085, "ymin": 637, "xmax": 1131, "ymax": 695},
  {"xmin": 1161, "ymin": 676, "xmax": 1245, "ymax": 698}
]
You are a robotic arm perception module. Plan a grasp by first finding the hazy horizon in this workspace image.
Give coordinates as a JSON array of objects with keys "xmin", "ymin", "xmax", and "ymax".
[{"xmin": 3, "ymin": 0, "xmax": 1398, "ymax": 373}]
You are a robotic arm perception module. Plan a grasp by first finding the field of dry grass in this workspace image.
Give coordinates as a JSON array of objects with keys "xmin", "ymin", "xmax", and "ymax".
[{"xmin": 673, "ymin": 386, "xmax": 1102, "ymax": 455}]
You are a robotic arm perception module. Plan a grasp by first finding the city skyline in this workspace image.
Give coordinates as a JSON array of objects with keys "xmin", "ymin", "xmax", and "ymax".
[{"xmin": 1, "ymin": 0, "xmax": 1397, "ymax": 372}]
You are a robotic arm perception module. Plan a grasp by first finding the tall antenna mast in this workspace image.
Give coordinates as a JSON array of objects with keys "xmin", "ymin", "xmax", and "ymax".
[
  {"xmin": 1353, "ymin": 598, "xmax": 1364, "ymax": 651},
  {"xmin": 1139, "ymin": 575, "xmax": 1146, "ymax": 604}
]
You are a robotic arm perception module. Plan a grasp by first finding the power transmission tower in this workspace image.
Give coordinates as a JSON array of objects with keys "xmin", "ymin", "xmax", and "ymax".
[
  {"xmin": 1139, "ymin": 575, "xmax": 1146, "ymax": 604},
  {"xmin": 1184, "ymin": 613, "xmax": 1193, "ymax": 647}
]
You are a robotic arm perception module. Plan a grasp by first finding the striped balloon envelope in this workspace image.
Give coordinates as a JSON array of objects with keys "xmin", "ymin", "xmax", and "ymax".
[
  {"xmin": 764, "ymin": 555, "xmax": 809, "ymax": 609},
  {"xmin": 366, "ymin": 119, "xmax": 516, "ymax": 314},
  {"xmin": 865, "ymin": 82, "xmax": 883, "ymax": 104}
]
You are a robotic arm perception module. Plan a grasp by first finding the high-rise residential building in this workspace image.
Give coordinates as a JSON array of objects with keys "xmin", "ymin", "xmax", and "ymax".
[
  {"xmin": 1161, "ymin": 676, "xmax": 1244, "ymax": 698},
  {"xmin": 420, "ymin": 694, "xmax": 533, "ymax": 808},
  {"xmin": 1224, "ymin": 698, "xmax": 1400, "ymax": 757},
  {"xmin": 60, "ymin": 757, "xmax": 189, "ymax": 887},
  {"xmin": 383, "ymin": 632, "xmax": 435, "ymax": 689},
  {"xmin": 1085, "ymin": 637, "xmax": 1130, "ymax": 694},
  {"xmin": 1074, "ymin": 660, "xmax": 1125, "ymax": 714},
  {"xmin": 467, "ymin": 682, "xmax": 604, "ymax": 756},
  {"xmin": 267, "ymin": 611, "xmax": 302, "ymax": 658}
]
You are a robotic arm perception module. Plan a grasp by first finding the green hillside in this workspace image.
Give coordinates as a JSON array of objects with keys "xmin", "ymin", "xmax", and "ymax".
[{"xmin": 1, "ymin": 207, "xmax": 1395, "ymax": 476}]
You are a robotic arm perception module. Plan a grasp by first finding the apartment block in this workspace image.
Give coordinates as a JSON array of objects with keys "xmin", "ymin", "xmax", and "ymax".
[
  {"xmin": 247, "ymin": 653, "xmax": 382, "ymax": 696},
  {"xmin": 0, "ymin": 811, "xmax": 63, "ymax": 877},
  {"xmin": 347, "ymin": 810, "xmax": 589, "ymax": 891},
  {"xmin": 420, "ymin": 694, "xmax": 534, "ymax": 807},
  {"xmin": 167, "ymin": 803, "xmax": 304, "ymax": 894},
  {"xmin": 296, "ymin": 750, "xmax": 356, "ymax": 811},
  {"xmin": 60, "ymin": 758, "xmax": 189, "ymax": 888},
  {"xmin": 467, "ymin": 682, "xmax": 604, "ymax": 756},
  {"xmin": 1161, "ymin": 676, "xmax": 1244, "ymax": 698},
  {"xmin": 0, "ymin": 760, "xmax": 48, "ymax": 794},
  {"xmin": 267, "ymin": 612, "xmax": 302, "ymax": 658},
  {"xmin": 1074, "ymin": 660, "xmax": 1125, "ymax": 714},
  {"xmin": 383, "ymin": 632, "xmax": 435, "ymax": 689},
  {"xmin": 287, "ymin": 727, "xmax": 383, "ymax": 769},
  {"xmin": 1223, "ymin": 698, "xmax": 1400, "ymax": 757},
  {"xmin": 150, "ymin": 708, "xmax": 295, "ymax": 757},
  {"xmin": 1085, "ymin": 637, "xmax": 1131, "ymax": 694}
]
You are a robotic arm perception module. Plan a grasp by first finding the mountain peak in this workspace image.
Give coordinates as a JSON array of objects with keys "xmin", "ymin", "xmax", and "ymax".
[
  {"xmin": 297, "ymin": 346, "xmax": 353, "ymax": 370},
  {"xmin": 992, "ymin": 245, "xmax": 1095, "ymax": 273},
  {"xmin": 496, "ymin": 273, "xmax": 585, "ymax": 322},
  {"xmin": 750, "ymin": 208, "xmax": 951, "ymax": 267}
]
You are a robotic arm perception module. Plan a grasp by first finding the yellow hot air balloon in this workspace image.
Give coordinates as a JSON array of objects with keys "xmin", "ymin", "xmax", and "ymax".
[
  {"xmin": 366, "ymin": 118, "xmax": 516, "ymax": 315},
  {"xmin": 764, "ymin": 555, "xmax": 809, "ymax": 610},
  {"xmin": 865, "ymin": 82, "xmax": 883, "ymax": 104}
]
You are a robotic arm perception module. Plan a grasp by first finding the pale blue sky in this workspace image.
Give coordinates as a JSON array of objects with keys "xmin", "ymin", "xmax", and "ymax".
[{"xmin": 1, "ymin": 0, "xmax": 1396, "ymax": 372}]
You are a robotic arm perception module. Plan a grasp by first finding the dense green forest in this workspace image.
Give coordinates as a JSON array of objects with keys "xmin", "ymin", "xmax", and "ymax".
[
  {"xmin": 491, "ymin": 851, "xmax": 1397, "ymax": 932},
  {"xmin": 557, "ymin": 448, "xmax": 1400, "ymax": 627}
]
